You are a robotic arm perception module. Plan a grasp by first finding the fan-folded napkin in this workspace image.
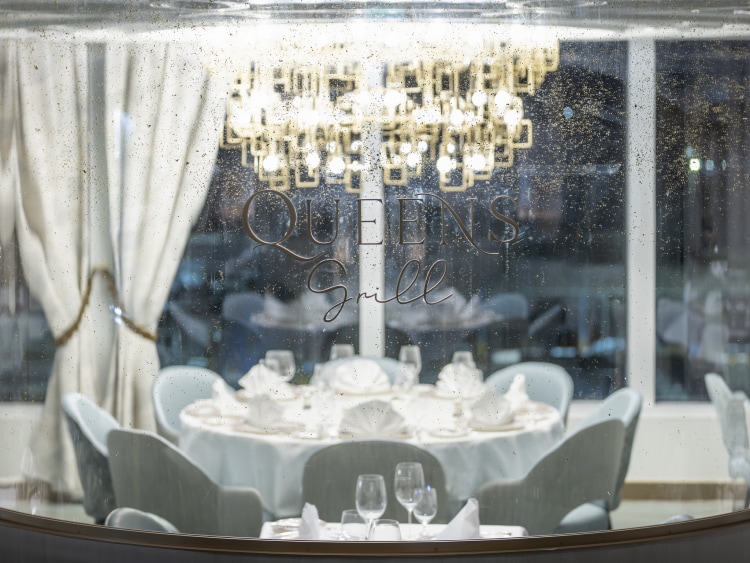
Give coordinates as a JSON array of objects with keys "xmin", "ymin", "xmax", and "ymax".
[
  {"xmin": 298, "ymin": 503, "xmax": 321, "ymax": 540},
  {"xmin": 436, "ymin": 498, "xmax": 481, "ymax": 540},
  {"xmin": 436, "ymin": 363, "xmax": 486, "ymax": 398},
  {"xmin": 505, "ymin": 373, "xmax": 529, "ymax": 412},
  {"xmin": 329, "ymin": 359, "xmax": 391, "ymax": 395},
  {"xmin": 238, "ymin": 361, "xmax": 296, "ymax": 400},
  {"xmin": 211, "ymin": 379, "xmax": 246, "ymax": 416},
  {"xmin": 339, "ymin": 400, "xmax": 408, "ymax": 437},
  {"xmin": 470, "ymin": 391, "xmax": 513, "ymax": 428},
  {"xmin": 244, "ymin": 395, "xmax": 294, "ymax": 432}
]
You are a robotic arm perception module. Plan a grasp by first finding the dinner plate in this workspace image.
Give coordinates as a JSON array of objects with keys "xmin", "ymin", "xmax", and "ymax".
[
  {"xmin": 202, "ymin": 415, "xmax": 245, "ymax": 426},
  {"xmin": 428, "ymin": 427, "xmax": 470, "ymax": 439},
  {"xmin": 338, "ymin": 427, "xmax": 414, "ymax": 440},
  {"xmin": 236, "ymin": 388, "xmax": 299, "ymax": 402},
  {"xmin": 235, "ymin": 422, "xmax": 305, "ymax": 435},
  {"xmin": 183, "ymin": 402, "xmax": 220, "ymax": 418},
  {"xmin": 471, "ymin": 422, "xmax": 525, "ymax": 432},
  {"xmin": 431, "ymin": 387, "xmax": 483, "ymax": 400},
  {"xmin": 270, "ymin": 518, "xmax": 327, "ymax": 535}
]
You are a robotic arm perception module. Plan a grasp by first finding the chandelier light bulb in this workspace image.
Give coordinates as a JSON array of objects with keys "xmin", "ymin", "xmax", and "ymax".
[
  {"xmin": 328, "ymin": 156, "xmax": 346, "ymax": 175},
  {"xmin": 471, "ymin": 90, "xmax": 488, "ymax": 107},
  {"xmin": 406, "ymin": 152, "xmax": 421, "ymax": 168},
  {"xmin": 436, "ymin": 155, "xmax": 453, "ymax": 173},
  {"xmin": 384, "ymin": 89, "xmax": 405, "ymax": 109},
  {"xmin": 494, "ymin": 90, "xmax": 513, "ymax": 112},
  {"xmin": 471, "ymin": 153, "xmax": 487, "ymax": 170},
  {"xmin": 400, "ymin": 142, "xmax": 412, "ymax": 154},
  {"xmin": 417, "ymin": 140, "xmax": 429, "ymax": 153},
  {"xmin": 504, "ymin": 107, "xmax": 523, "ymax": 127},
  {"xmin": 450, "ymin": 108, "xmax": 465, "ymax": 126},
  {"xmin": 305, "ymin": 151, "xmax": 321, "ymax": 169},
  {"xmin": 263, "ymin": 154, "xmax": 281, "ymax": 172}
]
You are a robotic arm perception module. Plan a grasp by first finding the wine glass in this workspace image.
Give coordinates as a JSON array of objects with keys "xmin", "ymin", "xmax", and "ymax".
[
  {"xmin": 399, "ymin": 345, "xmax": 422, "ymax": 379},
  {"xmin": 265, "ymin": 350, "xmax": 296, "ymax": 382},
  {"xmin": 340, "ymin": 509, "xmax": 367, "ymax": 540},
  {"xmin": 367, "ymin": 519, "xmax": 402, "ymax": 541},
  {"xmin": 330, "ymin": 343, "xmax": 355, "ymax": 360},
  {"xmin": 452, "ymin": 350, "xmax": 475, "ymax": 368},
  {"xmin": 413, "ymin": 486, "xmax": 438, "ymax": 539},
  {"xmin": 394, "ymin": 462, "xmax": 424, "ymax": 538},
  {"xmin": 355, "ymin": 474, "xmax": 387, "ymax": 533}
]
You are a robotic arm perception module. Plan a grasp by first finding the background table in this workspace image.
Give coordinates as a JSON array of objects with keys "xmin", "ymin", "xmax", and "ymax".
[{"xmin": 180, "ymin": 388, "xmax": 564, "ymax": 518}]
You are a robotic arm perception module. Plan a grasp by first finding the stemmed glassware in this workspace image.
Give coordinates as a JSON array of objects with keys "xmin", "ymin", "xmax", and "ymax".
[
  {"xmin": 394, "ymin": 462, "xmax": 424, "ymax": 538},
  {"xmin": 330, "ymin": 343, "xmax": 355, "ymax": 360},
  {"xmin": 452, "ymin": 350, "xmax": 475, "ymax": 368},
  {"xmin": 367, "ymin": 519, "xmax": 402, "ymax": 541},
  {"xmin": 413, "ymin": 486, "xmax": 438, "ymax": 539},
  {"xmin": 355, "ymin": 474, "xmax": 387, "ymax": 534},
  {"xmin": 265, "ymin": 350, "xmax": 296, "ymax": 382},
  {"xmin": 398, "ymin": 345, "xmax": 422, "ymax": 390}
]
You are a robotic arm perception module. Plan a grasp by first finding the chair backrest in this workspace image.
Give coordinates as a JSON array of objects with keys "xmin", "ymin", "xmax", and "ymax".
[
  {"xmin": 60, "ymin": 393, "xmax": 119, "ymax": 522},
  {"xmin": 485, "ymin": 362, "xmax": 575, "ymax": 424},
  {"xmin": 574, "ymin": 387, "xmax": 642, "ymax": 509},
  {"xmin": 105, "ymin": 507, "xmax": 180, "ymax": 533},
  {"xmin": 107, "ymin": 428, "xmax": 264, "ymax": 537},
  {"xmin": 705, "ymin": 373, "xmax": 750, "ymax": 456},
  {"xmin": 302, "ymin": 440, "xmax": 450, "ymax": 523},
  {"xmin": 478, "ymin": 418, "xmax": 625, "ymax": 536},
  {"xmin": 152, "ymin": 366, "xmax": 222, "ymax": 444}
]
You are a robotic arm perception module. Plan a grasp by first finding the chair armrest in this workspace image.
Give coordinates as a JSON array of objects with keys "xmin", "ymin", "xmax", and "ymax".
[{"xmin": 216, "ymin": 486, "xmax": 265, "ymax": 537}]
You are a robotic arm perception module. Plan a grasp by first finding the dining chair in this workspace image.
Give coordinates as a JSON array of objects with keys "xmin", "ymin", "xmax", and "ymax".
[
  {"xmin": 477, "ymin": 418, "xmax": 625, "ymax": 536},
  {"xmin": 152, "ymin": 365, "xmax": 227, "ymax": 444},
  {"xmin": 555, "ymin": 387, "xmax": 642, "ymax": 533},
  {"xmin": 104, "ymin": 507, "xmax": 180, "ymax": 533},
  {"xmin": 705, "ymin": 373, "xmax": 750, "ymax": 507},
  {"xmin": 485, "ymin": 362, "xmax": 575, "ymax": 424},
  {"xmin": 60, "ymin": 393, "xmax": 120, "ymax": 524},
  {"xmin": 107, "ymin": 428, "xmax": 264, "ymax": 537},
  {"xmin": 301, "ymin": 440, "xmax": 451, "ymax": 523}
]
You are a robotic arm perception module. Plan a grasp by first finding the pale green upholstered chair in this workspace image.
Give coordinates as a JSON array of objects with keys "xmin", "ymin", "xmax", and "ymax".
[
  {"xmin": 61, "ymin": 392, "xmax": 120, "ymax": 524},
  {"xmin": 555, "ymin": 387, "xmax": 642, "ymax": 533},
  {"xmin": 477, "ymin": 419, "xmax": 625, "ymax": 536},
  {"xmin": 152, "ymin": 365, "xmax": 226, "ymax": 444},
  {"xmin": 105, "ymin": 507, "xmax": 180, "ymax": 533},
  {"xmin": 302, "ymin": 440, "xmax": 451, "ymax": 523},
  {"xmin": 107, "ymin": 428, "xmax": 264, "ymax": 537}
]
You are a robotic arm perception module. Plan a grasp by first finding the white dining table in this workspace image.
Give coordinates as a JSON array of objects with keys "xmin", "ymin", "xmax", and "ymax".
[
  {"xmin": 259, "ymin": 520, "xmax": 528, "ymax": 540},
  {"xmin": 179, "ymin": 386, "xmax": 564, "ymax": 519}
]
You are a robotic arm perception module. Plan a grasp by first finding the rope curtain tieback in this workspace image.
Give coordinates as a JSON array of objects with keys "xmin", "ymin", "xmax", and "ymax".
[{"xmin": 53, "ymin": 267, "xmax": 158, "ymax": 347}]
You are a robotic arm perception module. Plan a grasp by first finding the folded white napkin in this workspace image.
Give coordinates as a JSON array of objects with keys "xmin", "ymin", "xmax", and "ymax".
[
  {"xmin": 470, "ymin": 390, "xmax": 514, "ymax": 428},
  {"xmin": 435, "ymin": 363, "xmax": 486, "ymax": 398},
  {"xmin": 244, "ymin": 394, "xmax": 295, "ymax": 432},
  {"xmin": 436, "ymin": 498, "xmax": 480, "ymax": 540},
  {"xmin": 505, "ymin": 373, "xmax": 529, "ymax": 412},
  {"xmin": 238, "ymin": 361, "xmax": 296, "ymax": 400},
  {"xmin": 298, "ymin": 503, "xmax": 321, "ymax": 540},
  {"xmin": 339, "ymin": 400, "xmax": 408, "ymax": 438},
  {"xmin": 211, "ymin": 379, "xmax": 246, "ymax": 416},
  {"xmin": 329, "ymin": 359, "xmax": 391, "ymax": 395}
]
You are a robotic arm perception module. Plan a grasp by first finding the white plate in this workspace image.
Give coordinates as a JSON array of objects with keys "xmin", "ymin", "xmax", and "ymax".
[
  {"xmin": 236, "ymin": 388, "xmax": 299, "ymax": 402},
  {"xmin": 203, "ymin": 415, "xmax": 245, "ymax": 426},
  {"xmin": 428, "ymin": 427, "xmax": 470, "ymax": 439},
  {"xmin": 235, "ymin": 422, "xmax": 305, "ymax": 435},
  {"xmin": 471, "ymin": 422, "xmax": 525, "ymax": 433},
  {"xmin": 183, "ymin": 403, "xmax": 220, "ymax": 417}
]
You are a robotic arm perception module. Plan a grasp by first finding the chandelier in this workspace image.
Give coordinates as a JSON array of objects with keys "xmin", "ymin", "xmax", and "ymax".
[{"xmin": 222, "ymin": 40, "xmax": 559, "ymax": 193}]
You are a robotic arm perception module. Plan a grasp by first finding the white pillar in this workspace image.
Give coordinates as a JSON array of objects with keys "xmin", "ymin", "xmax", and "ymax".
[
  {"xmin": 358, "ymin": 61, "xmax": 385, "ymax": 357},
  {"xmin": 626, "ymin": 39, "xmax": 657, "ymax": 407}
]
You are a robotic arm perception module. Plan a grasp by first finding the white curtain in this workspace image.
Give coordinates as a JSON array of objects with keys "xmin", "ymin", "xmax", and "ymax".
[
  {"xmin": 14, "ymin": 40, "xmax": 104, "ymax": 497},
  {"xmin": 0, "ymin": 41, "xmax": 17, "ymax": 251},
  {"xmin": 14, "ymin": 37, "xmax": 225, "ymax": 495},
  {"xmin": 102, "ymin": 42, "xmax": 224, "ymax": 430}
]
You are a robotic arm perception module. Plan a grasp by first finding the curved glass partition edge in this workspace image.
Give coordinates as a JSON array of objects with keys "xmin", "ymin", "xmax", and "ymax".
[{"xmin": 2, "ymin": 507, "xmax": 750, "ymax": 559}]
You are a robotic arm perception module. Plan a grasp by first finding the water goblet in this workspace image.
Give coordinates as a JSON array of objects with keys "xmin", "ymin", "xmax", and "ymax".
[
  {"xmin": 330, "ymin": 343, "xmax": 355, "ymax": 360},
  {"xmin": 452, "ymin": 350, "xmax": 476, "ymax": 368},
  {"xmin": 394, "ymin": 462, "xmax": 424, "ymax": 538},
  {"xmin": 367, "ymin": 519, "xmax": 402, "ymax": 541},
  {"xmin": 266, "ymin": 350, "xmax": 296, "ymax": 382},
  {"xmin": 399, "ymin": 345, "xmax": 422, "ymax": 379},
  {"xmin": 414, "ymin": 486, "xmax": 438, "ymax": 539},
  {"xmin": 340, "ymin": 509, "xmax": 367, "ymax": 540},
  {"xmin": 356, "ymin": 474, "xmax": 387, "ymax": 533}
]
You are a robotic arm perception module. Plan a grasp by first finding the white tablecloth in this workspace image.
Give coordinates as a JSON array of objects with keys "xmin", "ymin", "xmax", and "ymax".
[
  {"xmin": 179, "ymin": 388, "xmax": 563, "ymax": 518},
  {"xmin": 260, "ymin": 521, "xmax": 528, "ymax": 540}
]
